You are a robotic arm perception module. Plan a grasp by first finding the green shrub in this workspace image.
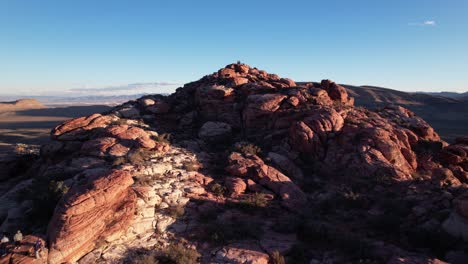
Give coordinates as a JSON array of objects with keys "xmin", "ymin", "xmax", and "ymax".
[
  {"xmin": 241, "ymin": 193, "xmax": 268, "ymax": 208},
  {"xmin": 24, "ymin": 179, "xmax": 70, "ymax": 231},
  {"xmin": 210, "ymin": 183, "xmax": 226, "ymax": 197},
  {"xmin": 233, "ymin": 142, "xmax": 262, "ymax": 156},
  {"xmin": 165, "ymin": 244, "xmax": 200, "ymax": 264},
  {"xmin": 128, "ymin": 148, "xmax": 154, "ymax": 165},
  {"xmin": 49, "ymin": 180, "xmax": 70, "ymax": 198}
]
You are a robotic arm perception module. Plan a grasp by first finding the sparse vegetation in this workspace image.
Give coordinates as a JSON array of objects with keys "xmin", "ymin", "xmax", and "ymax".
[
  {"xmin": 296, "ymin": 220, "xmax": 375, "ymax": 260},
  {"xmin": 112, "ymin": 156, "xmax": 127, "ymax": 167},
  {"xmin": 49, "ymin": 180, "xmax": 70, "ymax": 198},
  {"xmin": 128, "ymin": 148, "xmax": 154, "ymax": 165},
  {"xmin": 127, "ymin": 243, "xmax": 199, "ymax": 264},
  {"xmin": 183, "ymin": 160, "xmax": 202, "ymax": 172},
  {"xmin": 203, "ymin": 217, "xmax": 264, "ymax": 243},
  {"xmin": 23, "ymin": 179, "xmax": 70, "ymax": 230},
  {"xmin": 133, "ymin": 253, "xmax": 160, "ymax": 264},
  {"xmin": 164, "ymin": 243, "xmax": 200, "ymax": 264},
  {"xmin": 241, "ymin": 192, "xmax": 268, "ymax": 208},
  {"xmin": 167, "ymin": 206, "xmax": 185, "ymax": 219},
  {"xmin": 271, "ymin": 251, "xmax": 285, "ymax": 264},
  {"xmin": 154, "ymin": 133, "xmax": 172, "ymax": 144},
  {"xmin": 133, "ymin": 175, "xmax": 156, "ymax": 186},
  {"xmin": 210, "ymin": 183, "xmax": 226, "ymax": 197},
  {"xmin": 233, "ymin": 142, "xmax": 262, "ymax": 156}
]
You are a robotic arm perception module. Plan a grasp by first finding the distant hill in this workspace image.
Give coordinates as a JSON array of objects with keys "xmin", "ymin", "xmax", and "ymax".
[
  {"xmin": 0, "ymin": 94, "xmax": 155, "ymax": 107},
  {"xmin": 0, "ymin": 99, "xmax": 46, "ymax": 113},
  {"xmin": 342, "ymin": 84, "xmax": 468, "ymax": 142},
  {"xmin": 417, "ymin": 91, "xmax": 468, "ymax": 100},
  {"xmin": 343, "ymin": 85, "xmax": 462, "ymax": 107}
]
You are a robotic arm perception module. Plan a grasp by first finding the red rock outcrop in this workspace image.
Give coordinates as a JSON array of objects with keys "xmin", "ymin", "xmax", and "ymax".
[
  {"xmin": 226, "ymin": 152, "xmax": 306, "ymax": 211},
  {"xmin": 47, "ymin": 169, "xmax": 136, "ymax": 264},
  {"xmin": 165, "ymin": 63, "xmax": 460, "ymax": 184},
  {"xmin": 4, "ymin": 62, "xmax": 465, "ymax": 263}
]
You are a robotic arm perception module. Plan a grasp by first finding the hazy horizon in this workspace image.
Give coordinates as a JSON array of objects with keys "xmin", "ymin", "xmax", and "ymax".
[
  {"xmin": 1, "ymin": 0, "xmax": 467, "ymax": 95},
  {"xmin": 0, "ymin": 79, "xmax": 467, "ymax": 98}
]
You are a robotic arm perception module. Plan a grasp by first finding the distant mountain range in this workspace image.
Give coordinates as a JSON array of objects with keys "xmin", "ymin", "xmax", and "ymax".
[
  {"xmin": 0, "ymin": 94, "xmax": 155, "ymax": 107},
  {"xmin": 417, "ymin": 91, "xmax": 468, "ymax": 101},
  {"xmin": 341, "ymin": 84, "xmax": 468, "ymax": 142}
]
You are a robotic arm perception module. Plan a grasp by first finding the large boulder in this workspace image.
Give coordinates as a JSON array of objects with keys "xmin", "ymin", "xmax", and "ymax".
[
  {"xmin": 52, "ymin": 114, "xmax": 117, "ymax": 141},
  {"xmin": 226, "ymin": 152, "xmax": 306, "ymax": 211},
  {"xmin": 442, "ymin": 194, "xmax": 468, "ymax": 242},
  {"xmin": 47, "ymin": 169, "xmax": 136, "ymax": 264},
  {"xmin": 198, "ymin": 121, "xmax": 233, "ymax": 143},
  {"xmin": 214, "ymin": 242, "xmax": 269, "ymax": 264}
]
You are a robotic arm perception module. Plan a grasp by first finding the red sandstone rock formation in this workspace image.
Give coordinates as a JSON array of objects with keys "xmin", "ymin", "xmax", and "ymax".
[
  {"xmin": 47, "ymin": 169, "xmax": 136, "ymax": 264},
  {"xmin": 2, "ymin": 63, "xmax": 466, "ymax": 263}
]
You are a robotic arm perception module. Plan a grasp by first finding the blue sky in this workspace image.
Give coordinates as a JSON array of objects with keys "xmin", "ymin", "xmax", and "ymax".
[{"xmin": 1, "ymin": 0, "xmax": 467, "ymax": 95}]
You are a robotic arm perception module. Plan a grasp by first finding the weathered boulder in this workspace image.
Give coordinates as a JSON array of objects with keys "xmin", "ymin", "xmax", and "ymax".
[
  {"xmin": 198, "ymin": 121, "xmax": 233, "ymax": 143},
  {"xmin": 267, "ymin": 152, "xmax": 303, "ymax": 180},
  {"xmin": 214, "ymin": 242, "xmax": 269, "ymax": 264},
  {"xmin": 225, "ymin": 177, "xmax": 247, "ymax": 196},
  {"xmin": 226, "ymin": 152, "xmax": 306, "ymax": 211},
  {"xmin": 52, "ymin": 114, "xmax": 117, "ymax": 141},
  {"xmin": 118, "ymin": 106, "xmax": 140, "ymax": 119},
  {"xmin": 47, "ymin": 169, "xmax": 136, "ymax": 264}
]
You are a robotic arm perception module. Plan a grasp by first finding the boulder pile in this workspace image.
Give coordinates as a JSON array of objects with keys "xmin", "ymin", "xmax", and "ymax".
[{"xmin": 0, "ymin": 63, "xmax": 467, "ymax": 263}]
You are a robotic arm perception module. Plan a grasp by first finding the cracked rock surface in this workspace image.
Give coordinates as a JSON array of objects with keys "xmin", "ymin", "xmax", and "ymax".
[{"xmin": 0, "ymin": 63, "xmax": 467, "ymax": 264}]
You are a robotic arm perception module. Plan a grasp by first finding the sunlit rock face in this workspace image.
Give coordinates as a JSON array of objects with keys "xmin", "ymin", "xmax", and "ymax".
[{"xmin": 1, "ymin": 63, "xmax": 466, "ymax": 264}]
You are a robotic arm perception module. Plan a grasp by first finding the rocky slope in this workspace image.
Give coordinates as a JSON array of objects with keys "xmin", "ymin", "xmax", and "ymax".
[{"xmin": 0, "ymin": 63, "xmax": 467, "ymax": 264}]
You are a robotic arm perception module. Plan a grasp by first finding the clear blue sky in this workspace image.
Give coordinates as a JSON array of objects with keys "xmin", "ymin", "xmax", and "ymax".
[{"xmin": 1, "ymin": 0, "xmax": 467, "ymax": 95}]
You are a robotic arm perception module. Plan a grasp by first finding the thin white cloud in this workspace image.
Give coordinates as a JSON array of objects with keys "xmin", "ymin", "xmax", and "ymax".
[
  {"xmin": 423, "ymin": 20, "xmax": 436, "ymax": 26},
  {"xmin": 68, "ymin": 82, "xmax": 181, "ymax": 95},
  {"xmin": 408, "ymin": 20, "xmax": 436, "ymax": 27}
]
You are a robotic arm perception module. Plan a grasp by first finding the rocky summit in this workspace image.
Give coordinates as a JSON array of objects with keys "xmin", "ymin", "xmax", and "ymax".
[{"xmin": 0, "ymin": 63, "xmax": 467, "ymax": 264}]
